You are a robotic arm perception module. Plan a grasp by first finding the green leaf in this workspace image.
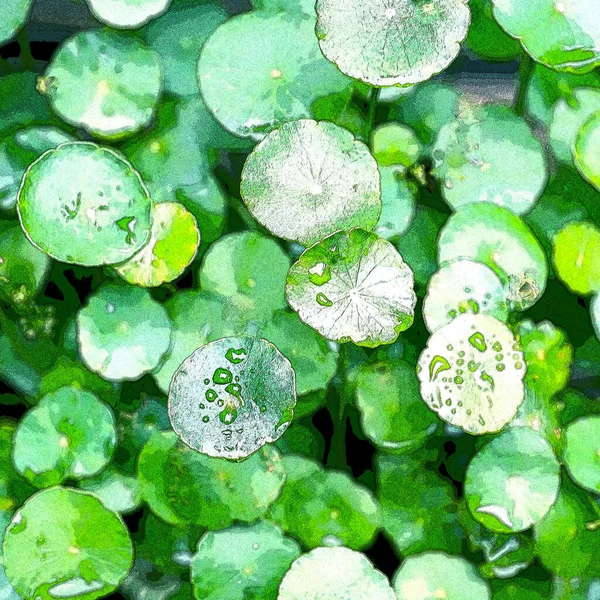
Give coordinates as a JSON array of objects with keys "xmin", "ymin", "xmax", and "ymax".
[
  {"xmin": 417, "ymin": 313, "xmax": 526, "ymax": 435},
  {"xmin": 464, "ymin": 0, "xmax": 521, "ymax": 61},
  {"xmin": 76, "ymin": 282, "xmax": 172, "ymax": 381},
  {"xmin": 376, "ymin": 453, "xmax": 463, "ymax": 556},
  {"xmin": 153, "ymin": 291, "xmax": 227, "ymax": 394},
  {"xmin": 593, "ymin": 294, "xmax": 600, "ymax": 342},
  {"xmin": 432, "ymin": 104, "xmax": 547, "ymax": 216},
  {"xmin": 371, "ymin": 123, "xmax": 422, "ymax": 168},
  {"xmin": 267, "ymin": 455, "xmax": 380, "ymax": 550},
  {"xmin": 85, "ymin": 0, "xmax": 172, "ymax": 29},
  {"xmin": 549, "ymin": 88, "xmax": 600, "ymax": 163},
  {"xmin": 564, "ymin": 416, "xmax": 600, "ymax": 494},
  {"xmin": 465, "ymin": 428, "xmax": 560, "ymax": 533},
  {"xmin": 423, "ymin": 259, "xmax": 509, "ymax": 333},
  {"xmin": 534, "ymin": 480, "xmax": 600, "ymax": 579},
  {"xmin": 393, "ymin": 552, "xmax": 491, "ymax": 600},
  {"xmin": 438, "ymin": 203, "xmax": 548, "ymax": 310},
  {"xmin": 355, "ymin": 359, "xmax": 438, "ymax": 451},
  {"xmin": 199, "ymin": 231, "xmax": 290, "ymax": 327},
  {"xmin": 168, "ymin": 336, "xmax": 296, "ymax": 461},
  {"xmin": 114, "ymin": 202, "xmax": 200, "ymax": 288},
  {"xmin": 491, "ymin": 577, "xmax": 552, "ymax": 600},
  {"xmin": 137, "ymin": 431, "xmax": 285, "ymax": 528},
  {"xmin": 315, "ymin": 0, "xmax": 471, "ymax": 86},
  {"xmin": 574, "ymin": 111, "xmax": 600, "ymax": 190},
  {"xmin": 491, "ymin": 0, "xmax": 600, "ymax": 73},
  {"xmin": 198, "ymin": 12, "xmax": 350, "ymax": 139},
  {"xmin": 41, "ymin": 29, "xmax": 162, "ymax": 140},
  {"xmin": 142, "ymin": 2, "xmax": 227, "ymax": 97},
  {"xmin": 252, "ymin": 0, "xmax": 316, "ymax": 17},
  {"xmin": 552, "ymin": 221, "xmax": 600, "ymax": 295},
  {"xmin": 0, "ymin": 0, "xmax": 33, "ymax": 45},
  {"xmin": 17, "ymin": 142, "xmax": 153, "ymax": 267},
  {"xmin": 12, "ymin": 386, "xmax": 117, "ymax": 488},
  {"xmin": 375, "ymin": 166, "xmax": 417, "ymax": 240},
  {"xmin": 3, "ymin": 486, "xmax": 133, "ymax": 600},
  {"xmin": 190, "ymin": 521, "xmax": 301, "ymax": 600},
  {"xmin": 241, "ymin": 119, "xmax": 381, "ymax": 246},
  {"xmin": 261, "ymin": 311, "xmax": 338, "ymax": 396},
  {"xmin": 286, "ymin": 228, "xmax": 416, "ymax": 347},
  {"xmin": 275, "ymin": 420, "xmax": 326, "ymax": 461},
  {"xmin": 78, "ymin": 468, "xmax": 141, "ymax": 515},
  {"xmin": 278, "ymin": 547, "xmax": 396, "ymax": 600}
]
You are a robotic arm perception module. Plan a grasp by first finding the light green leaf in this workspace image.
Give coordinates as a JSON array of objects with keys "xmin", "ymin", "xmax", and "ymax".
[
  {"xmin": 115, "ymin": 202, "xmax": 200, "ymax": 288},
  {"xmin": 423, "ymin": 259, "xmax": 509, "ymax": 334},
  {"xmin": 78, "ymin": 468, "xmax": 141, "ymax": 515},
  {"xmin": 433, "ymin": 104, "xmax": 547, "ymax": 216},
  {"xmin": 0, "ymin": 0, "xmax": 33, "ymax": 45},
  {"xmin": 393, "ymin": 552, "xmax": 491, "ymax": 600},
  {"xmin": 315, "ymin": 0, "xmax": 471, "ymax": 86},
  {"xmin": 191, "ymin": 521, "xmax": 301, "ymax": 600},
  {"xmin": 168, "ymin": 336, "xmax": 296, "ymax": 461},
  {"xmin": 198, "ymin": 12, "xmax": 351, "ymax": 139},
  {"xmin": 17, "ymin": 142, "xmax": 153, "ymax": 267},
  {"xmin": 76, "ymin": 282, "xmax": 172, "ymax": 381},
  {"xmin": 465, "ymin": 428, "xmax": 560, "ymax": 533},
  {"xmin": 438, "ymin": 203, "xmax": 548, "ymax": 310},
  {"xmin": 574, "ymin": 110, "xmax": 600, "ymax": 190},
  {"xmin": 252, "ymin": 0, "xmax": 316, "ymax": 17},
  {"xmin": 3, "ymin": 487, "xmax": 133, "ymax": 600},
  {"xmin": 40, "ymin": 29, "xmax": 162, "ymax": 140},
  {"xmin": 137, "ymin": 431, "xmax": 285, "ymax": 528},
  {"xmin": 12, "ymin": 387, "xmax": 117, "ymax": 488},
  {"xmin": 241, "ymin": 119, "xmax": 381, "ymax": 246},
  {"xmin": 564, "ymin": 416, "xmax": 600, "ymax": 494},
  {"xmin": 286, "ymin": 228, "xmax": 416, "ymax": 347},
  {"xmin": 491, "ymin": 0, "xmax": 600, "ymax": 73},
  {"xmin": 85, "ymin": 0, "xmax": 172, "ymax": 29},
  {"xmin": 417, "ymin": 313, "xmax": 526, "ymax": 435},
  {"xmin": 278, "ymin": 547, "xmax": 396, "ymax": 600},
  {"xmin": 375, "ymin": 166, "xmax": 416, "ymax": 240},
  {"xmin": 371, "ymin": 123, "xmax": 422, "ymax": 168}
]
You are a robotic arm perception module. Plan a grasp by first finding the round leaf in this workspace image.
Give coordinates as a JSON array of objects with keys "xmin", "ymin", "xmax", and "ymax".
[
  {"xmin": 433, "ymin": 104, "xmax": 547, "ymax": 216},
  {"xmin": 168, "ymin": 336, "xmax": 296, "ymax": 461},
  {"xmin": 40, "ymin": 29, "xmax": 162, "ymax": 139},
  {"xmin": 0, "ymin": 0, "xmax": 33, "ymax": 45},
  {"xmin": 371, "ymin": 123, "xmax": 422, "ymax": 168},
  {"xmin": 78, "ymin": 468, "xmax": 142, "ymax": 515},
  {"xmin": 375, "ymin": 166, "xmax": 417, "ymax": 240},
  {"xmin": 423, "ymin": 258, "xmax": 509, "ymax": 334},
  {"xmin": 241, "ymin": 119, "xmax": 381, "ymax": 246},
  {"xmin": 85, "ymin": 0, "xmax": 172, "ymax": 29},
  {"xmin": 198, "ymin": 12, "xmax": 350, "ymax": 139},
  {"xmin": 315, "ymin": 0, "xmax": 471, "ymax": 86},
  {"xmin": 114, "ymin": 202, "xmax": 200, "ymax": 288},
  {"xmin": 574, "ymin": 110, "xmax": 600, "ymax": 190},
  {"xmin": 393, "ymin": 552, "xmax": 491, "ymax": 600},
  {"xmin": 191, "ymin": 521, "xmax": 301, "ymax": 600},
  {"xmin": 278, "ymin": 547, "xmax": 396, "ymax": 600},
  {"xmin": 465, "ymin": 428, "xmax": 560, "ymax": 533},
  {"xmin": 491, "ymin": 0, "xmax": 600, "ymax": 73},
  {"xmin": 438, "ymin": 203, "xmax": 548, "ymax": 310},
  {"xmin": 564, "ymin": 416, "xmax": 600, "ymax": 493},
  {"xmin": 417, "ymin": 313, "xmax": 526, "ymax": 435},
  {"xmin": 76, "ymin": 283, "xmax": 172, "ymax": 381},
  {"xmin": 3, "ymin": 487, "xmax": 133, "ymax": 600},
  {"xmin": 552, "ymin": 221, "xmax": 600, "ymax": 295},
  {"xmin": 137, "ymin": 431, "xmax": 285, "ymax": 528},
  {"xmin": 17, "ymin": 142, "xmax": 153, "ymax": 267},
  {"xmin": 12, "ymin": 387, "xmax": 117, "ymax": 488},
  {"xmin": 286, "ymin": 228, "xmax": 417, "ymax": 347}
]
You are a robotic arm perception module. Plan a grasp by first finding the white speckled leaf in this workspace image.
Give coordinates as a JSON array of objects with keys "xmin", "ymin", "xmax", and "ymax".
[
  {"xmin": 315, "ymin": 0, "xmax": 471, "ymax": 86},
  {"xmin": 278, "ymin": 547, "xmax": 396, "ymax": 600},
  {"xmin": 286, "ymin": 229, "xmax": 416, "ymax": 347},
  {"xmin": 168, "ymin": 336, "xmax": 296, "ymax": 461},
  {"xmin": 241, "ymin": 120, "xmax": 381, "ymax": 246},
  {"xmin": 85, "ymin": 0, "xmax": 172, "ymax": 29},
  {"xmin": 423, "ymin": 259, "xmax": 509, "ymax": 333},
  {"xmin": 417, "ymin": 313, "xmax": 526, "ymax": 434}
]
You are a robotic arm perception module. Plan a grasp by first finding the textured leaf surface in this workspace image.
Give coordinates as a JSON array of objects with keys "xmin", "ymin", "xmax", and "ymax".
[{"xmin": 85, "ymin": 0, "xmax": 172, "ymax": 28}]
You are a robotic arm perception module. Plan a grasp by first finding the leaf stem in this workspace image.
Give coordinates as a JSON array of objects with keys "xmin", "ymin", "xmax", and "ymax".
[
  {"xmin": 327, "ymin": 343, "xmax": 349, "ymax": 470},
  {"xmin": 229, "ymin": 196, "xmax": 257, "ymax": 230},
  {"xmin": 18, "ymin": 29, "xmax": 35, "ymax": 71},
  {"xmin": 515, "ymin": 54, "xmax": 534, "ymax": 116},
  {"xmin": 0, "ymin": 57, "xmax": 14, "ymax": 75},
  {"xmin": 363, "ymin": 87, "xmax": 381, "ymax": 143}
]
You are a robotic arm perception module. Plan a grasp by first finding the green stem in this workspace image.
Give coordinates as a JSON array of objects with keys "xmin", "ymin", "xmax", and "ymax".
[
  {"xmin": 515, "ymin": 54, "xmax": 534, "ymax": 116},
  {"xmin": 18, "ymin": 29, "xmax": 35, "ymax": 71},
  {"xmin": 0, "ymin": 57, "xmax": 14, "ymax": 75},
  {"xmin": 229, "ymin": 196, "xmax": 257, "ymax": 230},
  {"xmin": 327, "ymin": 344, "xmax": 349, "ymax": 470},
  {"xmin": 363, "ymin": 87, "xmax": 381, "ymax": 143}
]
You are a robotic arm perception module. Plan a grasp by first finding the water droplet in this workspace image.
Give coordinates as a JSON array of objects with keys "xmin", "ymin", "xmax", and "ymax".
[
  {"xmin": 219, "ymin": 403, "xmax": 238, "ymax": 425},
  {"xmin": 225, "ymin": 348, "xmax": 246, "ymax": 364},
  {"xmin": 204, "ymin": 378, "xmax": 210, "ymax": 385},
  {"xmin": 213, "ymin": 367, "xmax": 233, "ymax": 385},
  {"xmin": 202, "ymin": 416, "xmax": 209, "ymax": 423},
  {"xmin": 496, "ymin": 363, "xmax": 505, "ymax": 371},
  {"xmin": 468, "ymin": 361, "xmax": 478, "ymax": 372},
  {"xmin": 316, "ymin": 293, "xmax": 333, "ymax": 307},
  {"xmin": 492, "ymin": 342, "xmax": 502, "ymax": 352},
  {"xmin": 308, "ymin": 262, "xmax": 331, "ymax": 286},
  {"xmin": 454, "ymin": 376, "xmax": 463, "ymax": 384},
  {"xmin": 206, "ymin": 389, "xmax": 218, "ymax": 402},
  {"xmin": 429, "ymin": 355, "xmax": 451, "ymax": 381},
  {"xmin": 105, "ymin": 303, "xmax": 115, "ymax": 314},
  {"xmin": 225, "ymin": 383, "xmax": 242, "ymax": 398},
  {"xmin": 469, "ymin": 331, "xmax": 487, "ymax": 352}
]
